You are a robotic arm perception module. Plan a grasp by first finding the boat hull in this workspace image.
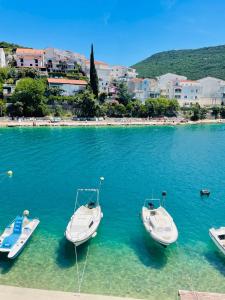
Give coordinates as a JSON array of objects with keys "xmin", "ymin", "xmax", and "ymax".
[
  {"xmin": 0, "ymin": 218, "xmax": 40, "ymax": 259},
  {"xmin": 65, "ymin": 205, "xmax": 103, "ymax": 247},
  {"xmin": 141, "ymin": 206, "xmax": 178, "ymax": 246},
  {"xmin": 209, "ymin": 228, "xmax": 225, "ymax": 256}
]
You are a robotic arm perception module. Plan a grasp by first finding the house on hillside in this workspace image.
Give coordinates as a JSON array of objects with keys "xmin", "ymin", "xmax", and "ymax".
[
  {"xmin": 16, "ymin": 48, "xmax": 45, "ymax": 68},
  {"xmin": 45, "ymin": 48, "xmax": 86, "ymax": 72},
  {"xmin": 197, "ymin": 77, "xmax": 225, "ymax": 105},
  {"xmin": 85, "ymin": 60, "xmax": 111, "ymax": 93},
  {"xmin": 0, "ymin": 48, "xmax": 6, "ymax": 67},
  {"xmin": 169, "ymin": 80, "xmax": 201, "ymax": 106},
  {"xmin": 157, "ymin": 73, "xmax": 187, "ymax": 97},
  {"xmin": 110, "ymin": 65, "xmax": 138, "ymax": 81},
  {"xmin": 47, "ymin": 78, "xmax": 87, "ymax": 96},
  {"xmin": 127, "ymin": 78, "xmax": 159, "ymax": 102}
]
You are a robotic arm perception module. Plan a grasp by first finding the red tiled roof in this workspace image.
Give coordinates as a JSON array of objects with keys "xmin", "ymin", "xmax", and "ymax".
[
  {"xmin": 16, "ymin": 48, "xmax": 44, "ymax": 55},
  {"xmin": 85, "ymin": 60, "xmax": 108, "ymax": 66},
  {"xmin": 180, "ymin": 80, "xmax": 196, "ymax": 83},
  {"xmin": 47, "ymin": 78, "xmax": 87, "ymax": 85}
]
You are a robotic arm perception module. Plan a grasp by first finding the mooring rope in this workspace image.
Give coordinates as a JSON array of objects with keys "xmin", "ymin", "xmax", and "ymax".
[
  {"xmin": 74, "ymin": 245, "xmax": 81, "ymax": 294},
  {"xmin": 74, "ymin": 244, "xmax": 90, "ymax": 295}
]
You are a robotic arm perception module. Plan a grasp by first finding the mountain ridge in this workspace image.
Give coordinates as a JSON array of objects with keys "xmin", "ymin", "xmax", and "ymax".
[{"xmin": 132, "ymin": 45, "xmax": 225, "ymax": 80}]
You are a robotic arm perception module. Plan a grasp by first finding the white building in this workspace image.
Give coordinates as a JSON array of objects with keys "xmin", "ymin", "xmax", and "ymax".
[
  {"xmin": 157, "ymin": 73, "xmax": 187, "ymax": 97},
  {"xmin": 45, "ymin": 48, "xmax": 86, "ymax": 72},
  {"xmin": 0, "ymin": 48, "xmax": 6, "ymax": 67},
  {"xmin": 110, "ymin": 65, "xmax": 138, "ymax": 81},
  {"xmin": 197, "ymin": 77, "xmax": 225, "ymax": 106},
  {"xmin": 85, "ymin": 60, "xmax": 111, "ymax": 93},
  {"xmin": 16, "ymin": 48, "xmax": 45, "ymax": 68},
  {"xmin": 169, "ymin": 80, "xmax": 201, "ymax": 106},
  {"xmin": 47, "ymin": 78, "xmax": 87, "ymax": 96},
  {"xmin": 127, "ymin": 78, "xmax": 159, "ymax": 102}
]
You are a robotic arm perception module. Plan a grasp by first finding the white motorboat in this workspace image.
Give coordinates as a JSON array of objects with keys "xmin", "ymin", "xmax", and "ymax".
[
  {"xmin": 209, "ymin": 227, "xmax": 225, "ymax": 255},
  {"xmin": 0, "ymin": 210, "xmax": 40, "ymax": 259},
  {"xmin": 141, "ymin": 192, "xmax": 178, "ymax": 246},
  {"xmin": 65, "ymin": 178, "xmax": 104, "ymax": 247}
]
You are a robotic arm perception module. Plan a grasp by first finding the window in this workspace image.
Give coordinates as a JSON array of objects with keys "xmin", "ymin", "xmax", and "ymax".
[
  {"xmin": 35, "ymin": 59, "xmax": 38, "ymax": 64},
  {"xmin": 30, "ymin": 64, "xmax": 33, "ymax": 66},
  {"xmin": 184, "ymin": 96, "xmax": 187, "ymax": 99},
  {"xmin": 20, "ymin": 58, "xmax": 23, "ymax": 62},
  {"xmin": 21, "ymin": 63, "xmax": 24, "ymax": 66}
]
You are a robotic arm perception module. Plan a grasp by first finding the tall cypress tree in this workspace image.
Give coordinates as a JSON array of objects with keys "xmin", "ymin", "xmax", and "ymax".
[{"xmin": 90, "ymin": 44, "xmax": 99, "ymax": 98}]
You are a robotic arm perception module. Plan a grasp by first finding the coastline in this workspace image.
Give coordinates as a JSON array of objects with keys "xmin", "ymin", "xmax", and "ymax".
[
  {"xmin": 0, "ymin": 285, "xmax": 142, "ymax": 300},
  {"xmin": 0, "ymin": 118, "xmax": 224, "ymax": 128}
]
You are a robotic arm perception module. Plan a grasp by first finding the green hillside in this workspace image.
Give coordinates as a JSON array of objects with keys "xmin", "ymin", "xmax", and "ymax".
[
  {"xmin": 0, "ymin": 41, "xmax": 28, "ymax": 53},
  {"xmin": 132, "ymin": 45, "xmax": 225, "ymax": 80}
]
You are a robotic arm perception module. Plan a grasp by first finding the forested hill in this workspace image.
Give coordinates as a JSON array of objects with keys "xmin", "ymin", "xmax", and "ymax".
[
  {"xmin": 132, "ymin": 45, "xmax": 225, "ymax": 80},
  {"xmin": 0, "ymin": 41, "xmax": 28, "ymax": 53}
]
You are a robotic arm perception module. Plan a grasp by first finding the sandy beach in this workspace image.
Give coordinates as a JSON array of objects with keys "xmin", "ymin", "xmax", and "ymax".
[{"xmin": 0, "ymin": 118, "xmax": 224, "ymax": 128}]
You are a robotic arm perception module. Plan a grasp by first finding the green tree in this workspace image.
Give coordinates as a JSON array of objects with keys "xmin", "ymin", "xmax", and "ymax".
[
  {"xmin": 98, "ymin": 92, "xmax": 107, "ymax": 104},
  {"xmin": 0, "ymin": 99, "xmax": 6, "ymax": 116},
  {"xmin": 199, "ymin": 107, "xmax": 208, "ymax": 119},
  {"xmin": 220, "ymin": 106, "xmax": 225, "ymax": 119},
  {"xmin": 103, "ymin": 102, "xmax": 126, "ymax": 117},
  {"xmin": 211, "ymin": 106, "xmax": 220, "ymax": 119},
  {"xmin": 77, "ymin": 90, "xmax": 98, "ymax": 117},
  {"xmin": 190, "ymin": 103, "xmax": 201, "ymax": 121},
  {"xmin": 46, "ymin": 86, "xmax": 63, "ymax": 97},
  {"xmin": 12, "ymin": 78, "xmax": 47, "ymax": 117},
  {"xmin": 89, "ymin": 44, "xmax": 99, "ymax": 98},
  {"xmin": 126, "ymin": 100, "xmax": 146, "ymax": 117},
  {"xmin": 8, "ymin": 102, "xmax": 24, "ymax": 117},
  {"xmin": 117, "ymin": 82, "xmax": 132, "ymax": 106}
]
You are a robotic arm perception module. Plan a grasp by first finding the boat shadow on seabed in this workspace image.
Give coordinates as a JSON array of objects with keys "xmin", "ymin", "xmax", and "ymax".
[
  {"xmin": 0, "ymin": 252, "xmax": 16, "ymax": 274},
  {"xmin": 204, "ymin": 247, "xmax": 225, "ymax": 277},
  {"xmin": 130, "ymin": 231, "xmax": 168, "ymax": 269},
  {"xmin": 55, "ymin": 237, "xmax": 90, "ymax": 269}
]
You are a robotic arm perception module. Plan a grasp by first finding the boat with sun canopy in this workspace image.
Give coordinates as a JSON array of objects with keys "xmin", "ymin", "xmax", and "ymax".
[
  {"xmin": 0, "ymin": 210, "xmax": 40, "ymax": 259},
  {"xmin": 65, "ymin": 177, "xmax": 104, "ymax": 247},
  {"xmin": 141, "ymin": 192, "xmax": 178, "ymax": 247}
]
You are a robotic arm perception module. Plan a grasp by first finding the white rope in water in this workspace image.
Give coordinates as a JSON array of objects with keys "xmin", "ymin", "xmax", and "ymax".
[
  {"xmin": 74, "ymin": 244, "xmax": 90, "ymax": 295},
  {"xmin": 74, "ymin": 245, "xmax": 80, "ymax": 294}
]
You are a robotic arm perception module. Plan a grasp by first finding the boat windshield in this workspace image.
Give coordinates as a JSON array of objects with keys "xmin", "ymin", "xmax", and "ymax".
[
  {"xmin": 75, "ymin": 188, "xmax": 99, "ymax": 211},
  {"xmin": 144, "ymin": 198, "xmax": 161, "ymax": 210},
  {"xmin": 218, "ymin": 234, "xmax": 225, "ymax": 240}
]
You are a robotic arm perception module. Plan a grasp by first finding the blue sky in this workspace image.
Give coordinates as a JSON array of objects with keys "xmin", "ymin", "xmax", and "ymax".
[{"xmin": 0, "ymin": 0, "xmax": 225, "ymax": 66}]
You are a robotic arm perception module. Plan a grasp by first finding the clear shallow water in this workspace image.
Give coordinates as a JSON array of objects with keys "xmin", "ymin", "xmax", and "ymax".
[{"xmin": 1, "ymin": 125, "xmax": 225, "ymax": 299}]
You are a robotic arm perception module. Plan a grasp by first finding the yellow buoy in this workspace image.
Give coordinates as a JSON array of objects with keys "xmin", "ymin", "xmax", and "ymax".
[{"xmin": 7, "ymin": 170, "xmax": 13, "ymax": 177}]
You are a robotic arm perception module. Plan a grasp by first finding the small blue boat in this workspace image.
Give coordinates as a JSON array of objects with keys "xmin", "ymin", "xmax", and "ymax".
[{"xmin": 0, "ymin": 210, "xmax": 39, "ymax": 259}]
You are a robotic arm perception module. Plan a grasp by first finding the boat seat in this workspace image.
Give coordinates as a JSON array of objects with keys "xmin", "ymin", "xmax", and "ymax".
[
  {"xmin": 1, "ymin": 233, "xmax": 20, "ymax": 249},
  {"xmin": 13, "ymin": 216, "xmax": 23, "ymax": 234},
  {"xmin": 0, "ymin": 216, "xmax": 23, "ymax": 249}
]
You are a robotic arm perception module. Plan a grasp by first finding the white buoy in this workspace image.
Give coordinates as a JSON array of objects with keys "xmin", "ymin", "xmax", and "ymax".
[
  {"xmin": 23, "ymin": 210, "xmax": 30, "ymax": 216},
  {"xmin": 7, "ymin": 170, "xmax": 13, "ymax": 177},
  {"xmin": 100, "ymin": 177, "xmax": 104, "ymax": 181}
]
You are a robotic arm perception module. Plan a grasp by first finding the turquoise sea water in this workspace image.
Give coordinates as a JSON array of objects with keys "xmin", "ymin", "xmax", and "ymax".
[{"xmin": 1, "ymin": 125, "xmax": 225, "ymax": 299}]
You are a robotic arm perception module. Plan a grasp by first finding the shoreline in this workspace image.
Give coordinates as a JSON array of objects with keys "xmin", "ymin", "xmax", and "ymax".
[
  {"xmin": 0, "ymin": 118, "xmax": 224, "ymax": 128},
  {"xmin": 0, "ymin": 285, "xmax": 142, "ymax": 300}
]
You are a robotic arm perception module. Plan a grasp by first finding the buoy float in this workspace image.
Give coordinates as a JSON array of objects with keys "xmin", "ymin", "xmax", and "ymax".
[
  {"xmin": 200, "ymin": 189, "xmax": 210, "ymax": 196},
  {"xmin": 7, "ymin": 170, "xmax": 13, "ymax": 177}
]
